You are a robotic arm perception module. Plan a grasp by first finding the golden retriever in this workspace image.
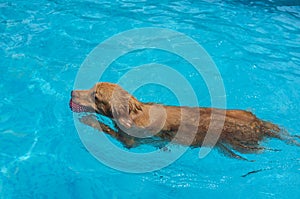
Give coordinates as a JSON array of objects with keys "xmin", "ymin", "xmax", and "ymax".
[{"xmin": 70, "ymin": 82, "xmax": 299, "ymax": 160}]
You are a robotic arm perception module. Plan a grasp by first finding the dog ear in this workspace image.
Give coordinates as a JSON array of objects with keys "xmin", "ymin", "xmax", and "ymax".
[{"xmin": 110, "ymin": 87, "xmax": 142, "ymax": 129}]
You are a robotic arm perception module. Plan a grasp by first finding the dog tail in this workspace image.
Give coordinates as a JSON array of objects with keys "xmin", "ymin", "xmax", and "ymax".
[
  {"xmin": 218, "ymin": 119, "xmax": 300, "ymax": 160},
  {"xmin": 262, "ymin": 121, "xmax": 300, "ymax": 147}
]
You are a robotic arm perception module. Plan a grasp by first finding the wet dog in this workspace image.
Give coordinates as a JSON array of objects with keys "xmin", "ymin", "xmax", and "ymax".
[{"xmin": 70, "ymin": 82, "xmax": 299, "ymax": 159}]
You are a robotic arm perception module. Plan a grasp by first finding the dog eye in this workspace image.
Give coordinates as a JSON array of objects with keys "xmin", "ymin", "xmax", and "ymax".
[
  {"xmin": 94, "ymin": 92, "xmax": 102, "ymax": 102},
  {"xmin": 91, "ymin": 91, "xmax": 96, "ymax": 98}
]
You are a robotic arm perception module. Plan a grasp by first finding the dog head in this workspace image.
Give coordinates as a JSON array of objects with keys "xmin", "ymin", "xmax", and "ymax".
[{"xmin": 70, "ymin": 82, "xmax": 142, "ymax": 128}]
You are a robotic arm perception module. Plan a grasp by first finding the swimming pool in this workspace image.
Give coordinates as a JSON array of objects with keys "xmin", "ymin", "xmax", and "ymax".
[{"xmin": 1, "ymin": 0, "xmax": 300, "ymax": 198}]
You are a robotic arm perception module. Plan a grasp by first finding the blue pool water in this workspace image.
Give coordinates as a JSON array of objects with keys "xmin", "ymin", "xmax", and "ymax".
[{"xmin": 1, "ymin": 0, "xmax": 300, "ymax": 198}]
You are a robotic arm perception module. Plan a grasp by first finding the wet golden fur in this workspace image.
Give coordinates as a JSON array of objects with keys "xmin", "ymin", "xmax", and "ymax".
[{"xmin": 70, "ymin": 82, "xmax": 299, "ymax": 159}]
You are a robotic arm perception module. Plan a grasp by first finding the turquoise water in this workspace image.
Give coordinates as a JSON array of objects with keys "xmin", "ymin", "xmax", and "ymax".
[{"xmin": 1, "ymin": 0, "xmax": 300, "ymax": 198}]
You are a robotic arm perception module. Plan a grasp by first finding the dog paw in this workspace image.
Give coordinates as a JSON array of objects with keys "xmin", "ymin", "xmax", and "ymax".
[{"xmin": 80, "ymin": 115, "xmax": 98, "ymax": 127}]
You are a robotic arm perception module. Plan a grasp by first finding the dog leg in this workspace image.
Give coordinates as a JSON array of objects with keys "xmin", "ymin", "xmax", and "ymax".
[
  {"xmin": 217, "ymin": 142, "xmax": 252, "ymax": 161},
  {"xmin": 79, "ymin": 114, "xmax": 138, "ymax": 149}
]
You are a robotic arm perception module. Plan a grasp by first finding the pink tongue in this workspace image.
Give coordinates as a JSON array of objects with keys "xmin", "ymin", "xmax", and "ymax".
[{"xmin": 69, "ymin": 100, "xmax": 86, "ymax": 112}]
